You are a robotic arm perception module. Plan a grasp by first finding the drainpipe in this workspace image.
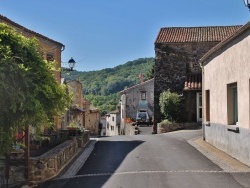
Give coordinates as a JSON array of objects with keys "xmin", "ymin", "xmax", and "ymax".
[{"xmin": 199, "ymin": 60, "xmax": 205, "ymax": 141}]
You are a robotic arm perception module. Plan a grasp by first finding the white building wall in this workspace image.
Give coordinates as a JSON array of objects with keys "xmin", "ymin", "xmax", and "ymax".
[
  {"xmin": 203, "ymin": 28, "xmax": 250, "ymax": 166},
  {"xmin": 106, "ymin": 112, "xmax": 120, "ymax": 136}
]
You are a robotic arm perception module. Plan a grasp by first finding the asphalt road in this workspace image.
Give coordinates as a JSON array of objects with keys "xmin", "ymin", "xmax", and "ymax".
[{"xmin": 38, "ymin": 130, "xmax": 250, "ymax": 188}]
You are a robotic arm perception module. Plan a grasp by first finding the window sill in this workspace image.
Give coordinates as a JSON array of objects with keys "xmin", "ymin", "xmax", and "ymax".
[
  {"xmin": 226, "ymin": 125, "xmax": 239, "ymax": 133},
  {"xmin": 204, "ymin": 121, "xmax": 210, "ymax": 127}
]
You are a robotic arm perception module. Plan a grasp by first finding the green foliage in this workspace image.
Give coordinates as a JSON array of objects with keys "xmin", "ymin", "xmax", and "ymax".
[
  {"xmin": 64, "ymin": 57, "xmax": 154, "ymax": 114},
  {"xmin": 85, "ymin": 93, "xmax": 120, "ymax": 116},
  {"xmin": 159, "ymin": 89, "xmax": 183, "ymax": 123},
  {"xmin": 0, "ymin": 23, "xmax": 71, "ymax": 155},
  {"xmin": 65, "ymin": 57, "xmax": 154, "ymax": 95}
]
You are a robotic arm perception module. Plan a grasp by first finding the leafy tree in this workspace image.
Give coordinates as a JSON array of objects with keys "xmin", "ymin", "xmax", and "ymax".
[
  {"xmin": 159, "ymin": 90, "xmax": 183, "ymax": 123},
  {"xmin": 0, "ymin": 23, "xmax": 71, "ymax": 155}
]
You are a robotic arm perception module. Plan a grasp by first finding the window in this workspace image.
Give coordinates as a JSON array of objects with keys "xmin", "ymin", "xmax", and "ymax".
[
  {"xmin": 46, "ymin": 53, "xmax": 54, "ymax": 62},
  {"xmin": 141, "ymin": 92, "xmax": 146, "ymax": 100},
  {"xmin": 196, "ymin": 92, "xmax": 202, "ymax": 122},
  {"xmin": 111, "ymin": 126, "xmax": 114, "ymax": 131},
  {"xmin": 112, "ymin": 117, "xmax": 114, "ymax": 121},
  {"xmin": 206, "ymin": 90, "xmax": 210, "ymax": 122},
  {"xmin": 227, "ymin": 83, "xmax": 238, "ymax": 125}
]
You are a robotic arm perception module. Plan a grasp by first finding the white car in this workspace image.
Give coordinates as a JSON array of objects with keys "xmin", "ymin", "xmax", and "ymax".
[{"xmin": 136, "ymin": 110, "xmax": 150, "ymax": 125}]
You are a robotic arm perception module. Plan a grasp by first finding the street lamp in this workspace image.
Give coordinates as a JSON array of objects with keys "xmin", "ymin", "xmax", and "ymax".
[
  {"xmin": 68, "ymin": 57, "xmax": 76, "ymax": 71},
  {"xmin": 243, "ymin": 0, "xmax": 250, "ymax": 9}
]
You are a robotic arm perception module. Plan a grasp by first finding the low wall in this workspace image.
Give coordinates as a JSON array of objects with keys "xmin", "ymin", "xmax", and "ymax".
[
  {"xmin": 157, "ymin": 122, "xmax": 201, "ymax": 134},
  {"xmin": 124, "ymin": 123, "xmax": 139, "ymax": 135},
  {"xmin": 205, "ymin": 123, "xmax": 250, "ymax": 167},
  {"xmin": 29, "ymin": 131, "xmax": 90, "ymax": 183}
]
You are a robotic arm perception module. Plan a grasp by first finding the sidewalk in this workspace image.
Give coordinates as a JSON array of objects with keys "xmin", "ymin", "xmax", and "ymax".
[{"xmin": 189, "ymin": 136, "xmax": 250, "ymax": 172}]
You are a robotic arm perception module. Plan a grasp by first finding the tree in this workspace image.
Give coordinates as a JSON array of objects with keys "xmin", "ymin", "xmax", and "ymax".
[
  {"xmin": 0, "ymin": 23, "xmax": 71, "ymax": 155},
  {"xmin": 159, "ymin": 89, "xmax": 183, "ymax": 123}
]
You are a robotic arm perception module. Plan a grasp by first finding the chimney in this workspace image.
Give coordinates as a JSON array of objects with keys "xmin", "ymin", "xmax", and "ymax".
[{"xmin": 138, "ymin": 73, "xmax": 144, "ymax": 83}]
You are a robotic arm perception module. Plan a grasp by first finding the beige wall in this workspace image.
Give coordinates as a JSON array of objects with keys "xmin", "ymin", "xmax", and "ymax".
[
  {"xmin": 106, "ymin": 112, "xmax": 120, "ymax": 136},
  {"xmin": 87, "ymin": 109, "xmax": 100, "ymax": 135},
  {"xmin": 67, "ymin": 80, "xmax": 83, "ymax": 109},
  {"xmin": 0, "ymin": 18, "xmax": 63, "ymax": 83},
  {"xmin": 204, "ymin": 30, "xmax": 250, "ymax": 129}
]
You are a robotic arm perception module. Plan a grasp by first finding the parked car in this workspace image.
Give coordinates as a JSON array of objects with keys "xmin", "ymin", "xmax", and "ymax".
[{"xmin": 136, "ymin": 110, "xmax": 150, "ymax": 126}]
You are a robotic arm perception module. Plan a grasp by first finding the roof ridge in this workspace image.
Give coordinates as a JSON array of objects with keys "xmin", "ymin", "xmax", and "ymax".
[
  {"xmin": 0, "ymin": 14, "xmax": 64, "ymax": 46},
  {"xmin": 160, "ymin": 25, "xmax": 242, "ymax": 29}
]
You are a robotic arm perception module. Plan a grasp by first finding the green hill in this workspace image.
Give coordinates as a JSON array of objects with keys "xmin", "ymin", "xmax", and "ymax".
[{"xmin": 66, "ymin": 57, "xmax": 154, "ymax": 115}]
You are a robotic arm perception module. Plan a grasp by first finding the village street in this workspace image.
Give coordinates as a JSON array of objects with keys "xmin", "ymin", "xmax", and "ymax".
[{"xmin": 37, "ymin": 129, "xmax": 250, "ymax": 188}]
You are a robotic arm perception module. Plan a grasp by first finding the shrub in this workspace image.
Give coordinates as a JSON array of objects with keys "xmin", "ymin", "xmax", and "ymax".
[{"xmin": 159, "ymin": 89, "xmax": 183, "ymax": 123}]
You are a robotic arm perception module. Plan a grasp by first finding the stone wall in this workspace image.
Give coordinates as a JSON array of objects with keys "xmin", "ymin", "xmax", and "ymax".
[
  {"xmin": 124, "ymin": 123, "xmax": 139, "ymax": 135},
  {"xmin": 154, "ymin": 42, "xmax": 218, "ymax": 132},
  {"xmin": 121, "ymin": 79, "xmax": 154, "ymax": 121},
  {"xmin": 29, "ymin": 132, "xmax": 89, "ymax": 183},
  {"xmin": 157, "ymin": 122, "xmax": 202, "ymax": 134}
]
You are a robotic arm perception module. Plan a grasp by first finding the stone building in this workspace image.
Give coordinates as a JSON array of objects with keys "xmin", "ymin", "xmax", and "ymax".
[
  {"xmin": 120, "ymin": 78, "xmax": 154, "ymax": 134},
  {"xmin": 200, "ymin": 22, "xmax": 250, "ymax": 166},
  {"xmin": 82, "ymin": 98, "xmax": 101, "ymax": 135},
  {"xmin": 62, "ymin": 80, "xmax": 85, "ymax": 130},
  {"xmin": 0, "ymin": 14, "xmax": 65, "ymax": 130},
  {"xmin": 154, "ymin": 25, "xmax": 241, "ymax": 132}
]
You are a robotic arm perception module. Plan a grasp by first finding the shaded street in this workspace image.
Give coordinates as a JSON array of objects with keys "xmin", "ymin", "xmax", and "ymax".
[{"xmin": 38, "ymin": 130, "xmax": 250, "ymax": 188}]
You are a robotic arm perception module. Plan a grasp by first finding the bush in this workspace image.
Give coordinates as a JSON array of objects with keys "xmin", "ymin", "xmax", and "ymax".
[{"xmin": 159, "ymin": 90, "xmax": 183, "ymax": 123}]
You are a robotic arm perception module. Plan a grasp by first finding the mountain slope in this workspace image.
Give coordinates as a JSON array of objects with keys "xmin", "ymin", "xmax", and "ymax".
[{"xmin": 67, "ymin": 57, "xmax": 154, "ymax": 115}]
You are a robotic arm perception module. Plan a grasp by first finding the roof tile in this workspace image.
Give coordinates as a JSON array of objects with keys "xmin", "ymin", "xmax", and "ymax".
[{"xmin": 155, "ymin": 26, "xmax": 242, "ymax": 44}]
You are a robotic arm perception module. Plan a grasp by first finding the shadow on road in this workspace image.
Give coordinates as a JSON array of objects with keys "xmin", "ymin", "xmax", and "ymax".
[{"xmin": 38, "ymin": 140, "xmax": 144, "ymax": 188}]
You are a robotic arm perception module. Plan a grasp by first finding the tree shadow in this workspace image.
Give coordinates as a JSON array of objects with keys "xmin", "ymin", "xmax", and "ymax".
[{"xmin": 37, "ymin": 140, "xmax": 144, "ymax": 188}]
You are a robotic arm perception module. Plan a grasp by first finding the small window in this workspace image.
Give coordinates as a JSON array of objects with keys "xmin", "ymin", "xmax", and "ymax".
[
  {"xmin": 111, "ymin": 126, "xmax": 114, "ymax": 131},
  {"xmin": 141, "ymin": 92, "xmax": 146, "ymax": 100},
  {"xmin": 205, "ymin": 90, "xmax": 210, "ymax": 122},
  {"xmin": 227, "ymin": 83, "xmax": 238, "ymax": 125},
  {"xmin": 196, "ymin": 92, "xmax": 202, "ymax": 122},
  {"xmin": 112, "ymin": 117, "xmax": 114, "ymax": 121},
  {"xmin": 46, "ymin": 53, "xmax": 54, "ymax": 62}
]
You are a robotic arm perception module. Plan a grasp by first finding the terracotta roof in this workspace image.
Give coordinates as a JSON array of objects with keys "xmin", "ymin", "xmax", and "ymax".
[
  {"xmin": 200, "ymin": 21, "xmax": 250, "ymax": 64},
  {"xmin": 120, "ymin": 78, "xmax": 154, "ymax": 94},
  {"xmin": 109, "ymin": 110, "xmax": 120, "ymax": 114},
  {"xmin": 184, "ymin": 74, "xmax": 202, "ymax": 90},
  {"xmin": 155, "ymin": 25, "xmax": 242, "ymax": 44},
  {"xmin": 0, "ymin": 14, "xmax": 64, "ymax": 47}
]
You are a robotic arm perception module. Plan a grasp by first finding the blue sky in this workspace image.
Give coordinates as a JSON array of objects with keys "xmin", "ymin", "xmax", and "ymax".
[{"xmin": 1, "ymin": 0, "xmax": 250, "ymax": 71}]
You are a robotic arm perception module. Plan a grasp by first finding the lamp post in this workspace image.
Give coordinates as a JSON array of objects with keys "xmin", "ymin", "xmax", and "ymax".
[
  {"xmin": 68, "ymin": 57, "xmax": 76, "ymax": 71},
  {"xmin": 243, "ymin": 0, "xmax": 250, "ymax": 9}
]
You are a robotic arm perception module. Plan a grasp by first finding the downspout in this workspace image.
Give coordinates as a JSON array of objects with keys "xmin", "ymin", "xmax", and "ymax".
[{"xmin": 199, "ymin": 60, "xmax": 205, "ymax": 141}]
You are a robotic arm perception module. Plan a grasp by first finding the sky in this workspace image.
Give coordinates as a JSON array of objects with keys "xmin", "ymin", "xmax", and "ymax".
[{"xmin": 1, "ymin": 0, "xmax": 250, "ymax": 71}]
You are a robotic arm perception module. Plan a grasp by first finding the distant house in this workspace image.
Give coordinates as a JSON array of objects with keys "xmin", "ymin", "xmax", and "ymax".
[
  {"xmin": 100, "ymin": 116, "xmax": 106, "ymax": 136},
  {"xmin": 0, "ymin": 14, "xmax": 65, "ymax": 130},
  {"xmin": 200, "ymin": 22, "xmax": 250, "ymax": 166},
  {"xmin": 88, "ymin": 107, "xmax": 101, "ymax": 136},
  {"xmin": 106, "ymin": 110, "xmax": 121, "ymax": 136},
  {"xmin": 62, "ymin": 80, "xmax": 85, "ymax": 130},
  {"xmin": 154, "ymin": 25, "xmax": 241, "ymax": 132},
  {"xmin": 120, "ymin": 78, "xmax": 154, "ymax": 134}
]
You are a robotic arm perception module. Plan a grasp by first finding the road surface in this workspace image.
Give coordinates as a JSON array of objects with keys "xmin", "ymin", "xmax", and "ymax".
[{"xmin": 38, "ymin": 130, "xmax": 250, "ymax": 188}]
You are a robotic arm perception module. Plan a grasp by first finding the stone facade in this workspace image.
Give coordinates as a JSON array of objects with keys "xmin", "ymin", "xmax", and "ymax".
[
  {"xmin": 86, "ymin": 107, "xmax": 100, "ymax": 136},
  {"xmin": 0, "ymin": 15, "xmax": 64, "ymax": 84},
  {"xmin": 29, "ymin": 132, "xmax": 89, "ymax": 183},
  {"xmin": 154, "ymin": 42, "xmax": 217, "ymax": 128},
  {"xmin": 154, "ymin": 26, "xmax": 241, "ymax": 132},
  {"xmin": 0, "ymin": 14, "xmax": 64, "ymax": 130},
  {"xmin": 120, "ymin": 79, "xmax": 154, "ymax": 134},
  {"xmin": 63, "ymin": 80, "xmax": 85, "ymax": 130}
]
